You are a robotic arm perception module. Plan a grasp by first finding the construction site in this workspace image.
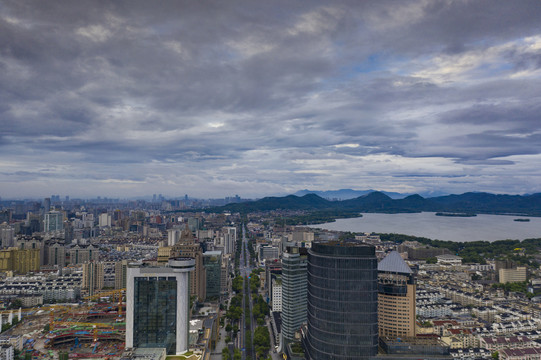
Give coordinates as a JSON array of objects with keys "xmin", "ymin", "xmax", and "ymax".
[{"xmin": 3, "ymin": 289, "xmax": 126, "ymax": 359}]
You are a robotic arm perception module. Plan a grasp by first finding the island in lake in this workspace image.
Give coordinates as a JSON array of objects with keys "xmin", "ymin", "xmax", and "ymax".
[
  {"xmin": 514, "ymin": 218, "xmax": 531, "ymax": 222},
  {"xmin": 435, "ymin": 212, "xmax": 477, "ymax": 217}
]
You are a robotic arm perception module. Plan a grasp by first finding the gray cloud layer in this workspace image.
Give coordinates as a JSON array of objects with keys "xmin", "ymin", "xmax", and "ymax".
[{"xmin": 2, "ymin": 0, "xmax": 541, "ymax": 198}]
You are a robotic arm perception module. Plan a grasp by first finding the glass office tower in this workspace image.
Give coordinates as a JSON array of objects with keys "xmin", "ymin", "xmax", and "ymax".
[
  {"xmin": 126, "ymin": 258, "xmax": 195, "ymax": 355},
  {"xmin": 133, "ymin": 277, "xmax": 178, "ymax": 353},
  {"xmin": 304, "ymin": 242, "xmax": 378, "ymax": 360},
  {"xmin": 203, "ymin": 251, "xmax": 222, "ymax": 299}
]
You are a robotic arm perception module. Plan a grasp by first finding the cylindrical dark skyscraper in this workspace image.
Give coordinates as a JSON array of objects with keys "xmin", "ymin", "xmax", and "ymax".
[{"xmin": 304, "ymin": 242, "xmax": 378, "ymax": 359}]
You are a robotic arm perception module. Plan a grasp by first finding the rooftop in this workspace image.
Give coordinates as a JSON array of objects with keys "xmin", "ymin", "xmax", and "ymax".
[{"xmin": 378, "ymin": 251, "xmax": 412, "ymax": 274}]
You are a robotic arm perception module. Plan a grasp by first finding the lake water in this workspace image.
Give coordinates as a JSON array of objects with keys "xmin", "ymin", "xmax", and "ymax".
[{"xmin": 309, "ymin": 212, "xmax": 541, "ymax": 242}]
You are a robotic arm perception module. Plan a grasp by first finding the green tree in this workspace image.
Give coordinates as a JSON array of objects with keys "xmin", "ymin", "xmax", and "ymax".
[
  {"xmin": 254, "ymin": 326, "xmax": 271, "ymax": 359},
  {"xmin": 232, "ymin": 276, "xmax": 244, "ymax": 293},
  {"xmin": 252, "ymin": 268, "xmax": 264, "ymax": 275},
  {"xmin": 10, "ymin": 299, "xmax": 23, "ymax": 309},
  {"xmin": 222, "ymin": 347, "xmax": 231, "ymax": 360},
  {"xmin": 250, "ymin": 273, "xmax": 261, "ymax": 294}
]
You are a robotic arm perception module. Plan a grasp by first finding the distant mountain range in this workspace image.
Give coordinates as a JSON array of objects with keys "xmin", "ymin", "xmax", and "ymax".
[
  {"xmin": 221, "ymin": 191, "xmax": 541, "ymax": 216},
  {"xmin": 293, "ymin": 188, "xmax": 449, "ymax": 199},
  {"xmin": 293, "ymin": 189, "xmax": 407, "ymax": 199}
]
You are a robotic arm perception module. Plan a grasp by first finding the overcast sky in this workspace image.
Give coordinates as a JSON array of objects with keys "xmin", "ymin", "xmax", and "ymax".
[{"xmin": 2, "ymin": 1, "xmax": 541, "ymax": 199}]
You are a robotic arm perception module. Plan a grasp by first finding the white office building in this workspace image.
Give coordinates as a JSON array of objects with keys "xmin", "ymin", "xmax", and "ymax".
[
  {"xmin": 272, "ymin": 278, "xmax": 282, "ymax": 312},
  {"xmin": 222, "ymin": 227, "xmax": 237, "ymax": 255},
  {"xmin": 98, "ymin": 213, "xmax": 112, "ymax": 228}
]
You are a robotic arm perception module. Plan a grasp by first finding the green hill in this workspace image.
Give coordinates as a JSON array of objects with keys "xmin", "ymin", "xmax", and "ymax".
[{"xmin": 218, "ymin": 191, "xmax": 541, "ymax": 216}]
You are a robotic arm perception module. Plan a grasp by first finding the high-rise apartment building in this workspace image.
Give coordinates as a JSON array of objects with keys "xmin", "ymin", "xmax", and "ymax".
[
  {"xmin": 0, "ymin": 224, "xmax": 14, "ymax": 248},
  {"xmin": 170, "ymin": 225, "xmax": 206, "ymax": 301},
  {"xmin": 25, "ymin": 213, "xmax": 41, "ymax": 234},
  {"xmin": 220, "ymin": 256, "xmax": 230, "ymax": 295},
  {"xmin": 82, "ymin": 261, "xmax": 104, "ymax": 296},
  {"xmin": 222, "ymin": 226, "xmax": 237, "ymax": 255},
  {"xmin": 280, "ymin": 247, "xmax": 307, "ymax": 347},
  {"xmin": 68, "ymin": 244, "xmax": 99, "ymax": 265},
  {"xmin": 42, "ymin": 198, "xmax": 51, "ymax": 213},
  {"xmin": 378, "ymin": 251, "xmax": 416, "ymax": 339},
  {"xmin": 0, "ymin": 248, "xmax": 40, "ymax": 274},
  {"xmin": 157, "ymin": 246, "xmax": 172, "ymax": 265},
  {"xmin": 0, "ymin": 344, "xmax": 14, "ymax": 360},
  {"xmin": 167, "ymin": 228, "xmax": 181, "ymax": 246},
  {"xmin": 271, "ymin": 277, "xmax": 282, "ymax": 312},
  {"xmin": 304, "ymin": 242, "xmax": 378, "ymax": 360},
  {"xmin": 48, "ymin": 242, "xmax": 66, "ymax": 268},
  {"xmin": 126, "ymin": 258, "xmax": 195, "ymax": 355},
  {"xmin": 98, "ymin": 213, "xmax": 111, "ymax": 228},
  {"xmin": 112, "ymin": 209, "xmax": 123, "ymax": 224},
  {"xmin": 15, "ymin": 237, "xmax": 41, "ymax": 250},
  {"xmin": 115, "ymin": 260, "xmax": 129, "ymax": 289}
]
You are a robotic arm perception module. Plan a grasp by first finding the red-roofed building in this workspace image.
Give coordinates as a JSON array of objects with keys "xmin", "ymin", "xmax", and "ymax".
[
  {"xmin": 433, "ymin": 320, "xmax": 459, "ymax": 336},
  {"xmin": 480, "ymin": 335, "xmax": 533, "ymax": 352},
  {"xmin": 500, "ymin": 347, "xmax": 541, "ymax": 360},
  {"xmin": 442, "ymin": 328, "xmax": 475, "ymax": 349}
]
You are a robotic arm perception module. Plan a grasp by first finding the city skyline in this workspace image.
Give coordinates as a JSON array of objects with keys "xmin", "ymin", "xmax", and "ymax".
[{"xmin": 2, "ymin": 1, "xmax": 541, "ymax": 199}]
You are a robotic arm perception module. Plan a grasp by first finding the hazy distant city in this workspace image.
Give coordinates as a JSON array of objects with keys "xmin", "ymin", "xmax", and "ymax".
[{"xmin": 3, "ymin": 1, "xmax": 541, "ymax": 360}]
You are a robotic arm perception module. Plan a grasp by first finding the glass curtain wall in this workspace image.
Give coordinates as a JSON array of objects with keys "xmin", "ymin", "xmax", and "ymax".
[
  {"xmin": 133, "ymin": 277, "xmax": 178, "ymax": 354},
  {"xmin": 305, "ymin": 243, "xmax": 378, "ymax": 359}
]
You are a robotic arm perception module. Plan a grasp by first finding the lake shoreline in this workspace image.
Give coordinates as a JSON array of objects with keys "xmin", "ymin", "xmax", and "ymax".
[{"xmin": 308, "ymin": 212, "xmax": 541, "ymax": 242}]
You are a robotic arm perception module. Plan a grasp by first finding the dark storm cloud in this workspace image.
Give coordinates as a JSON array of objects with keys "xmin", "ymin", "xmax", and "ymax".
[
  {"xmin": 386, "ymin": 1, "xmax": 541, "ymax": 51},
  {"xmin": 1, "ymin": 0, "xmax": 541, "ymax": 197},
  {"xmin": 439, "ymin": 103, "xmax": 541, "ymax": 128},
  {"xmin": 456, "ymin": 131, "xmax": 541, "ymax": 157}
]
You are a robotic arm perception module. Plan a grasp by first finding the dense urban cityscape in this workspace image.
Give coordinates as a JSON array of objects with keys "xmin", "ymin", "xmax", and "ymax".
[
  {"xmin": 0, "ymin": 194, "xmax": 539, "ymax": 360},
  {"xmin": 3, "ymin": 0, "xmax": 541, "ymax": 359}
]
